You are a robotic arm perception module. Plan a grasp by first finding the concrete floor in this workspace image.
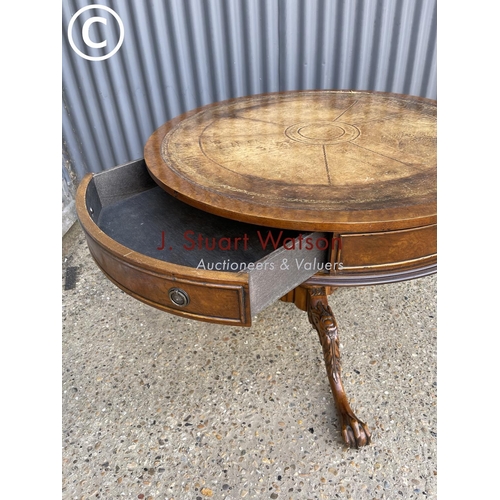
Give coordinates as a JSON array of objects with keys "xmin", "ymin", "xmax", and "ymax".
[{"xmin": 62, "ymin": 221, "xmax": 437, "ymax": 500}]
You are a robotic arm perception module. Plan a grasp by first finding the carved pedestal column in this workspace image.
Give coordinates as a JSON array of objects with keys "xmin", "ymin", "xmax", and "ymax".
[{"xmin": 307, "ymin": 286, "xmax": 371, "ymax": 448}]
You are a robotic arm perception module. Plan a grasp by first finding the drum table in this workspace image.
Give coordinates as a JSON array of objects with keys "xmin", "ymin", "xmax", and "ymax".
[{"xmin": 76, "ymin": 90, "xmax": 437, "ymax": 448}]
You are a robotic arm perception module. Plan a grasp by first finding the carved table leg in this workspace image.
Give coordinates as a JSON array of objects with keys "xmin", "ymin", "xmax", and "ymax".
[{"xmin": 307, "ymin": 286, "xmax": 371, "ymax": 448}]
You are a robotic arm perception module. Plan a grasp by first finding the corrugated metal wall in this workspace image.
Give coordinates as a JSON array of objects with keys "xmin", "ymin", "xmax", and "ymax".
[{"xmin": 62, "ymin": 0, "xmax": 436, "ymax": 182}]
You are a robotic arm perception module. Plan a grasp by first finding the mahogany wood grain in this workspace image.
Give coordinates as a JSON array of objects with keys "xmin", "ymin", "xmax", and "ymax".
[{"xmin": 76, "ymin": 171, "xmax": 253, "ymax": 325}]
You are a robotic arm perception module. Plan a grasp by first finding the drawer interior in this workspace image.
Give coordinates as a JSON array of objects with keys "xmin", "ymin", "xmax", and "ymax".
[
  {"xmin": 80, "ymin": 160, "xmax": 328, "ymax": 323},
  {"xmin": 87, "ymin": 161, "xmax": 304, "ymax": 270}
]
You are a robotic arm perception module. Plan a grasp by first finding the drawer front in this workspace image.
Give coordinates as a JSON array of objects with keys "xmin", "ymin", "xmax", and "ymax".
[
  {"xmin": 338, "ymin": 224, "xmax": 437, "ymax": 270},
  {"xmin": 86, "ymin": 235, "xmax": 251, "ymax": 326}
]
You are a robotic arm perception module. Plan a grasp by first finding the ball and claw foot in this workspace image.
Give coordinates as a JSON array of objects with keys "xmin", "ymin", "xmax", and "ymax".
[
  {"xmin": 338, "ymin": 406, "xmax": 371, "ymax": 448},
  {"xmin": 307, "ymin": 286, "xmax": 372, "ymax": 448}
]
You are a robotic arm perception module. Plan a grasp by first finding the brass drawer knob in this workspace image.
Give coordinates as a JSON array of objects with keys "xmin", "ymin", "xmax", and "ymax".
[{"xmin": 168, "ymin": 287, "xmax": 190, "ymax": 307}]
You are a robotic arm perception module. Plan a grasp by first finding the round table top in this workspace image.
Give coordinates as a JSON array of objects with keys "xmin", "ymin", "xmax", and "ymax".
[{"xmin": 145, "ymin": 90, "xmax": 436, "ymax": 232}]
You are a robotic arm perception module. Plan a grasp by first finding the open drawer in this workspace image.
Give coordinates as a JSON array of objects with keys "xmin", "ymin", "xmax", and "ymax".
[{"xmin": 76, "ymin": 159, "xmax": 327, "ymax": 326}]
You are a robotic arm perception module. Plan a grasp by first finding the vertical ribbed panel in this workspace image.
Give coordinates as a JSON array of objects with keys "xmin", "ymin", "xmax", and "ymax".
[{"xmin": 62, "ymin": 0, "xmax": 437, "ymax": 180}]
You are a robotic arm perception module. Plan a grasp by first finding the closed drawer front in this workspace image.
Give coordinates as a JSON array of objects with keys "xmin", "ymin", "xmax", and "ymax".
[
  {"xmin": 77, "ymin": 159, "xmax": 327, "ymax": 326},
  {"xmin": 338, "ymin": 224, "xmax": 437, "ymax": 270}
]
